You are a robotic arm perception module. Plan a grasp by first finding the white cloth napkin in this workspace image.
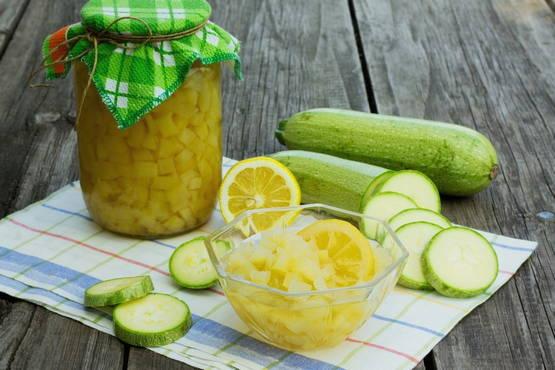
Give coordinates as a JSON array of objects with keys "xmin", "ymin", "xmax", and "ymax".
[{"xmin": 0, "ymin": 158, "xmax": 537, "ymax": 369}]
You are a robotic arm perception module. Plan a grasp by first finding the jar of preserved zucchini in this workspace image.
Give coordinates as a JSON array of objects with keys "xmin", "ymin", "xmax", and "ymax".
[
  {"xmin": 75, "ymin": 62, "xmax": 223, "ymax": 236},
  {"xmin": 41, "ymin": 0, "xmax": 241, "ymax": 237}
]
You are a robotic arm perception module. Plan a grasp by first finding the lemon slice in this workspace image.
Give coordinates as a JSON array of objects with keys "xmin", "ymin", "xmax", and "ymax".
[
  {"xmin": 219, "ymin": 157, "xmax": 301, "ymax": 233},
  {"xmin": 298, "ymin": 219, "xmax": 375, "ymax": 287}
]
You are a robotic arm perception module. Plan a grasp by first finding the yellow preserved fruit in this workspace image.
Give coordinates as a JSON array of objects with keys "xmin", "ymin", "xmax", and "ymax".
[
  {"xmin": 226, "ymin": 285, "xmax": 373, "ymax": 350},
  {"xmin": 74, "ymin": 62, "xmax": 222, "ymax": 237},
  {"xmin": 223, "ymin": 224, "xmax": 393, "ymax": 350}
]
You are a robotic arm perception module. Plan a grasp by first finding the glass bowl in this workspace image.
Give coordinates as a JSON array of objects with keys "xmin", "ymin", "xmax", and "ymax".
[{"xmin": 205, "ymin": 204, "xmax": 408, "ymax": 351}]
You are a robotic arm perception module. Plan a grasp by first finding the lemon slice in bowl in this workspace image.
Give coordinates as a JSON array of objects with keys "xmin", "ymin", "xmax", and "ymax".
[
  {"xmin": 219, "ymin": 157, "xmax": 301, "ymax": 234},
  {"xmin": 298, "ymin": 219, "xmax": 375, "ymax": 287}
]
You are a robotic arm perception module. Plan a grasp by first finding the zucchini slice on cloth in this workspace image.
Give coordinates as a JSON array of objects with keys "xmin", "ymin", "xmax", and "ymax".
[
  {"xmin": 423, "ymin": 227, "xmax": 498, "ymax": 298},
  {"xmin": 388, "ymin": 208, "xmax": 451, "ymax": 233},
  {"xmin": 84, "ymin": 276, "xmax": 154, "ymax": 307},
  {"xmin": 114, "ymin": 294, "xmax": 192, "ymax": 347},
  {"xmin": 169, "ymin": 237, "xmax": 231, "ymax": 289},
  {"xmin": 383, "ymin": 222, "xmax": 443, "ymax": 290}
]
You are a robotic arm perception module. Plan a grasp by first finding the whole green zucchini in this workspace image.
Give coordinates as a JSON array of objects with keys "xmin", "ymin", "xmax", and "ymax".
[
  {"xmin": 270, "ymin": 150, "xmax": 390, "ymax": 212},
  {"xmin": 276, "ymin": 109, "xmax": 498, "ymax": 196}
]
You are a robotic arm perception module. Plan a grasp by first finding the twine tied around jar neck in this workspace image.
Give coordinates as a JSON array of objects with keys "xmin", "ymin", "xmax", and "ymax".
[{"xmin": 29, "ymin": 16, "xmax": 208, "ymax": 125}]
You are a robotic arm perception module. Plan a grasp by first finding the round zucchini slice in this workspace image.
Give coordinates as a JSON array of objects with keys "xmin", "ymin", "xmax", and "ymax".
[
  {"xmin": 169, "ymin": 237, "xmax": 231, "ymax": 289},
  {"xmin": 84, "ymin": 276, "xmax": 154, "ymax": 307},
  {"xmin": 360, "ymin": 171, "xmax": 396, "ymax": 210},
  {"xmin": 388, "ymin": 208, "xmax": 451, "ymax": 232},
  {"xmin": 360, "ymin": 191, "xmax": 417, "ymax": 240},
  {"xmin": 374, "ymin": 170, "xmax": 441, "ymax": 212},
  {"xmin": 113, "ymin": 293, "xmax": 192, "ymax": 347},
  {"xmin": 422, "ymin": 227, "xmax": 498, "ymax": 298},
  {"xmin": 383, "ymin": 221, "xmax": 443, "ymax": 290}
]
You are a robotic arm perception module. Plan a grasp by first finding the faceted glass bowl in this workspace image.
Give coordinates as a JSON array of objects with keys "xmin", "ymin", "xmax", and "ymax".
[{"xmin": 205, "ymin": 204, "xmax": 408, "ymax": 351}]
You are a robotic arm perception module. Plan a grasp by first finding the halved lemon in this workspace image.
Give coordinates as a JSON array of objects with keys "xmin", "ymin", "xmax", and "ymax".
[
  {"xmin": 219, "ymin": 157, "xmax": 301, "ymax": 233},
  {"xmin": 298, "ymin": 219, "xmax": 375, "ymax": 287}
]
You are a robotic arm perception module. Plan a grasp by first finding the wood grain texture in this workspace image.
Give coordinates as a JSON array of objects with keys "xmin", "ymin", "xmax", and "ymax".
[
  {"xmin": 127, "ymin": 347, "xmax": 194, "ymax": 370},
  {"xmin": 414, "ymin": 361, "xmax": 426, "ymax": 370},
  {"xmin": 0, "ymin": 0, "xmax": 81, "ymax": 217},
  {"xmin": 0, "ymin": 294, "xmax": 35, "ymax": 369},
  {"xmin": 353, "ymin": 0, "xmax": 555, "ymax": 368},
  {"xmin": 211, "ymin": 0, "xmax": 370, "ymax": 160},
  {"xmin": 0, "ymin": 0, "xmax": 29, "ymax": 56},
  {"xmin": 0, "ymin": 0, "xmax": 123, "ymax": 369},
  {"xmin": 8, "ymin": 305, "xmax": 124, "ymax": 370}
]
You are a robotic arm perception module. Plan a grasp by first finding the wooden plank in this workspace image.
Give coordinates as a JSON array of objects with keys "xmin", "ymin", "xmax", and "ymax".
[
  {"xmin": 8, "ymin": 304, "xmax": 124, "ymax": 370},
  {"xmin": 212, "ymin": 0, "xmax": 370, "ymax": 160},
  {"xmin": 0, "ymin": 294, "xmax": 35, "ymax": 369},
  {"xmin": 353, "ymin": 0, "xmax": 555, "ymax": 368},
  {"xmin": 414, "ymin": 361, "xmax": 426, "ymax": 370},
  {"xmin": 0, "ymin": 1, "xmax": 82, "ymax": 217},
  {"xmin": 127, "ymin": 347, "xmax": 194, "ymax": 370},
  {"xmin": 0, "ymin": 0, "xmax": 127, "ymax": 369},
  {"xmin": 0, "ymin": 0, "xmax": 30, "ymax": 56}
]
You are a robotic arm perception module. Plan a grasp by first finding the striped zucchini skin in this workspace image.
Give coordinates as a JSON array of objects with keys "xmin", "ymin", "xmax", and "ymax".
[
  {"xmin": 276, "ymin": 109, "xmax": 498, "ymax": 196},
  {"xmin": 270, "ymin": 150, "xmax": 389, "ymax": 212}
]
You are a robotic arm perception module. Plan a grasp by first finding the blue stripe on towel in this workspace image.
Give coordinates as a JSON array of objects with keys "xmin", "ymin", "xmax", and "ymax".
[{"xmin": 0, "ymin": 246, "xmax": 338, "ymax": 369}]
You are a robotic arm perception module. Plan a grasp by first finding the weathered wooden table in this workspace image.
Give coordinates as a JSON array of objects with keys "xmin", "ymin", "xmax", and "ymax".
[{"xmin": 0, "ymin": 0, "xmax": 553, "ymax": 369}]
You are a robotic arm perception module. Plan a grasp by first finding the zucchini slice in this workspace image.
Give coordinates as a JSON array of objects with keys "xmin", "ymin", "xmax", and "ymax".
[
  {"xmin": 388, "ymin": 208, "xmax": 451, "ymax": 233},
  {"xmin": 383, "ymin": 222, "xmax": 443, "ymax": 290},
  {"xmin": 422, "ymin": 227, "xmax": 498, "ymax": 298},
  {"xmin": 360, "ymin": 171, "xmax": 396, "ymax": 210},
  {"xmin": 84, "ymin": 276, "xmax": 154, "ymax": 307},
  {"xmin": 369, "ymin": 170, "xmax": 441, "ymax": 212},
  {"xmin": 169, "ymin": 237, "xmax": 231, "ymax": 289},
  {"xmin": 360, "ymin": 192, "xmax": 417, "ymax": 240},
  {"xmin": 114, "ymin": 293, "xmax": 192, "ymax": 347}
]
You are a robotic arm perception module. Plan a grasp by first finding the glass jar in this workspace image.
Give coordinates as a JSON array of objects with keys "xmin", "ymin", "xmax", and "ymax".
[{"xmin": 74, "ymin": 62, "xmax": 222, "ymax": 237}]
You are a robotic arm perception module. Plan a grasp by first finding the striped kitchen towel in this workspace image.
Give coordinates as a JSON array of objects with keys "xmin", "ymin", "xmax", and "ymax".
[{"xmin": 0, "ymin": 157, "xmax": 537, "ymax": 370}]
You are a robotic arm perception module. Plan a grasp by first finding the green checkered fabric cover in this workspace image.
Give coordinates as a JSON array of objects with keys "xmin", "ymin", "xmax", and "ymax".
[
  {"xmin": 81, "ymin": 0, "xmax": 212, "ymax": 36},
  {"xmin": 42, "ymin": 0, "xmax": 241, "ymax": 129}
]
